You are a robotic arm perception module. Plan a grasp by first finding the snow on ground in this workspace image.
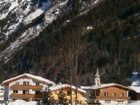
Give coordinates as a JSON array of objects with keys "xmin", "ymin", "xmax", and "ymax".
[
  {"xmin": 8, "ymin": 100, "xmax": 37, "ymax": 105},
  {"xmin": 128, "ymin": 101, "xmax": 140, "ymax": 105},
  {"xmin": 0, "ymin": 0, "xmax": 20, "ymax": 20},
  {"xmin": 5, "ymin": 18, "xmax": 23, "ymax": 36},
  {"xmin": 86, "ymin": 26, "xmax": 93, "ymax": 31},
  {"xmin": 23, "ymin": 0, "xmax": 52, "ymax": 25},
  {"xmin": 1, "ymin": 0, "xmax": 51, "ymax": 36},
  {"xmin": 0, "ymin": 0, "xmax": 27, "ymax": 36},
  {"xmin": 0, "ymin": 100, "xmax": 37, "ymax": 105},
  {"xmin": 94, "ymin": 0, "xmax": 100, "ymax": 4},
  {"xmin": 0, "ymin": 0, "xmax": 69, "ymax": 62},
  {"xmin": 0, "ymin": 100, "xmax": 139, "ymax": 105}
]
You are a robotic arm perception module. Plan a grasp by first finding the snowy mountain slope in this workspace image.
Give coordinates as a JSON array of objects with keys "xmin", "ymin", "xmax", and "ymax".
[
  {"xmin": 0, "ymin": 0, "xmax": 69, "ymax": 62},
  {"xmin": 0, "ymin": 0, "xmax": 104, "ymax": 63},
  {"xmin": 0, "ymin": 0, "xmax": 57, "ymax": 39}
]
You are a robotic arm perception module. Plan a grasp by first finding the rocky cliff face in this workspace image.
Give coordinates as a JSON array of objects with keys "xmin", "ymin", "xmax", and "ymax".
[{"xmin": 0, "ymin": 0, "xmax": 69, "ymax": 62}]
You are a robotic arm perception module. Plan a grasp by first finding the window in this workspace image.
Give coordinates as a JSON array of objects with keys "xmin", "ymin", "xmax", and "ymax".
[
  {"xmin": 23, "ymin": 82, "xmax": 26, "ymax": 85},
  {"xmin": 104, "ymin": 92, "xmax": 108, "ymax": 96},
  {"xmin": 15, "ymin": 82, "xmax": 19, "ymax": 85},
  {"xmin": 105, "ymin": 100, "xmax": 111, "ymax": 104},
  {"xmin": 13, "ymin": 90, "xmax": 18, "ymax": 94},
  {"xmin": 120, "ymin": 93, "xmax": 124, "ymax": 97},
  {"xmin": 112, "ymin": 93, "xmax": 116, "ymax": 97},
  {"xmin": 67, "ymin": 90, "xmax": 72, "ymax": 95},
  {"xmin": 26, "ymin": 82, "xmax": 29, "ymax": 85},
  {"xmin": 23, "ymin": 90, "xmax": 29, "ymax": 94},
  {"xmin": 35, "ymin": 91, "xmax": 41, "ymax": 94},
  {"xmin": 36, "ymin": 82, "xmax": 39, "ymax": 86},
  {"xmin": 23, "ymin": 81, "xmax": 29, "ymax": 85},
  {"xmin": 117, "ymin": 101, "xmax": 123, "ymax": 104}
]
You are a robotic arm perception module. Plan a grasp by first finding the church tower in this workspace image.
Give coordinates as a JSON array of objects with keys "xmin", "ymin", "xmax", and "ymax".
[{"xmin": 95, "ymin": 67, "xmax": 101, "ymax": 86}]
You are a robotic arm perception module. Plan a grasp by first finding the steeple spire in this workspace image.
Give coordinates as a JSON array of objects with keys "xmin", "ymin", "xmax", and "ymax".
[
  {"xmin": 95, "ymin": 67, "xmax": 99, "ymax": 77},
  {"xmin": 95, "ymin": 67, "xmax": 101, "ymax": 86}
]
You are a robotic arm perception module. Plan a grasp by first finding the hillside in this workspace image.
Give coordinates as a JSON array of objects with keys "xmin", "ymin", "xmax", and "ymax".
[{"xmin": 0, "ymin": 0, "xmax": 140, "ymax": 86}]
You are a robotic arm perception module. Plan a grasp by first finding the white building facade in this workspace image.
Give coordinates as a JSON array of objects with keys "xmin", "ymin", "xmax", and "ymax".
[
  {"xmin": 2, "ymin": 73, "xmax": 55, "ymax": 101},
  {"xmin": 0, "ymin": 85, "xmax": 4, "ymax": 102}
]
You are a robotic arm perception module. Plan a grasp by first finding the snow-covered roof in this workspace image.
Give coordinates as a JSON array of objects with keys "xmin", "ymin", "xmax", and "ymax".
[
  {"xmin": 81, "ymin": 83, "xmax": 131, "ymax": 90},
  {"xmin": 44, "ymin": 84, "xmax": 86, "ymax": 94},
  {"xmin": 129, "ymin": 86, "xmax": 140, "ymax": 93},
  {"xmin": 2, "ymin": 73, "xmax": 55, "ymax": 85},
  {"xmin": 80, "ymin": 86, "xmax": 93, "ymax": 90}
]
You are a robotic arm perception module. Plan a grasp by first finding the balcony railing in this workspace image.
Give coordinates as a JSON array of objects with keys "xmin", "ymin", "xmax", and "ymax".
[
  {"xmin": 10, "ymin": 85, "xmax": 43, "ymax": 90},
  {"xmin": 96, "ymin": 96, "xmax": 130, "ymax": 100},
  {"xmin": 10, "ymin": 93, "xmax": 43, "ymax": 100}
]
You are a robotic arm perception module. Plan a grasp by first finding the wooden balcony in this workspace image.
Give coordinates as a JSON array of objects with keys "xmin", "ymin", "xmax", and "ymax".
[
  {"xmin": 96, "ymin": 96, "xmax": 130, "ymax": 100},
  {"xmin": 10, "ymin": 85, "xmax": 43, "ymax": 90},
  {"xmin": 10, "ymin": 93, "xmax": 43, "ymax": 100}
]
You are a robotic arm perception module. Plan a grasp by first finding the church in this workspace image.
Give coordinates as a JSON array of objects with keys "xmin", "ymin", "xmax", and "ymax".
[{"xmin": 81, "ymin": 68, "xmax": 132, "ymax": 105}]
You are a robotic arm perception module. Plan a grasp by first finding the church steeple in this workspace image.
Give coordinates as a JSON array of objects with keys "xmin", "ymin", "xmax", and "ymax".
[{"xmin": 95, "ymin": 67, "xmax": 101, "ymax": 86}]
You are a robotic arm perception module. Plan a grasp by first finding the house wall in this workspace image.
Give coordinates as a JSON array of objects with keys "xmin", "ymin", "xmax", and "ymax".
[
  {"xmin": 98, "ymin": 100, "xmax": 128, "ymax": 105},
  {"xmin": 95, "ymin": 86, "xmax": 129, "ymax": 105},
  {"xmin": 5, "ymin": 78, "xmax": 47, "ymax": 101},
  {"xmin": 49, "ymin": 88, "xmax": 86, "ymax": 104},
  {"xmin": 0, "ymin": 90, "xmax": 4, "ymax": 101}
]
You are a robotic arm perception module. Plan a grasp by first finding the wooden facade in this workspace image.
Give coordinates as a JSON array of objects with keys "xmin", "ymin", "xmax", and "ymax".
[
  {"xmin": 10, "ymin": 93, "xmax": 43, "ymax": 100},
  {"xmin": 85, "ymin": 84, "xmax": 131, "ymax": 105},
  {"xmin": 10, "ymin": 84, "xmax": 43, "ymax": 100},
  {"xmin": 92, "ymin": 86, "xmax": 130, "ymax": 100},
  {"xmin": 10, "ymin": 85, "xmax": 43, "ymax": 91}
]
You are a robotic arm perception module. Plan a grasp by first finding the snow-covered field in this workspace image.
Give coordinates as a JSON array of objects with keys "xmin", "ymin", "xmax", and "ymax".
[
  {"xmin": 0, "ymin": 100, "xmax": 38, "ymax": 105},
  {"xmin": 128, "ymin": 101, "xmax": 140, "ymax": 105},
  {"xmin": 0, "ymin": 100, "xmax": 140, "ymax": 105}
]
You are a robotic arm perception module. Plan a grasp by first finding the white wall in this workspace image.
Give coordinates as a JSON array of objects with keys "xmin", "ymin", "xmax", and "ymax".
[
  {"xmin": 98, "ymin": 100, "xmax": 128, "ymax": 105},
  {"xmin": 6, "ymin": 78, "xmax": 47, "ymax": 100},
  {"xmin": 0, "ymin": 90, "xmax": 4, "ymax": 101}
]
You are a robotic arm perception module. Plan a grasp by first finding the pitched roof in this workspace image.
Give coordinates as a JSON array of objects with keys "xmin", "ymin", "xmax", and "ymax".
[
  {"xmin": 129, "ymin": 86, "xmax": 140, "ymax": 93},
  {"xmin": 2, "ymin": 73, "xmax": 55, "ymax": 85},
  {"xmin": 81, "ymin": 83, "xmax": 132, "ymax": 90},
  {"xmin": 44, "ymin": 84, "xmax": 86, "ymax": 94}
]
